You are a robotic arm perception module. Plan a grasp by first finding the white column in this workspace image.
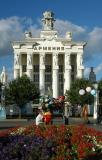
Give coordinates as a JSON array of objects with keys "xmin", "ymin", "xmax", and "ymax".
[
  {"xmin": 64, "ymin": 53, "xmax": 71, "ymax": 94},
  {"xmin": 52, "ymin": 52, "xmax": 59, "ymax": 98},
  {"xmin": 77, "ymin": 53, "xmax": 84, "ymax": 78},
  {"xmin": 19, "ymin": 54, "xmax": 22, "ymax": 77},
  {"xmin": 27, "ymin": 52, "xmax": 33, "ymax": 80},
  {"xmin": 39, "ymin": 53, "xmax": 45, "ymax": 95},
  {"xmin": 14, "ymin": 51, "xmax": 20, "ymax": 79}
]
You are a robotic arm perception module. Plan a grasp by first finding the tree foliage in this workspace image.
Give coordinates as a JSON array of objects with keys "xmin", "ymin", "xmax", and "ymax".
[
  {"xmin": 5, "ymin": 75, "xmax": 39, "ymax": 107},
  {"xmin": 98, "ymin": 79, "xmax": 102, "ymax": 104},
  {"xmin": 0, "ymin": 82, "xmax": 2, "ymax": 103},
  {"xmin": 65, "ymin": 78, "xmax": 94, "ymax": 106}
]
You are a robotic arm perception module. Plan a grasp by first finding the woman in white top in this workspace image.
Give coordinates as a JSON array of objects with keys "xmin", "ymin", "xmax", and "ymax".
[{"xmin": 35, "ymin": 110, "xmax": 44, "ymax": 125}]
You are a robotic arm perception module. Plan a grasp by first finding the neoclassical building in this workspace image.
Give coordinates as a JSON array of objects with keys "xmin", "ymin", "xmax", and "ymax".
[{"xmin": 12, "ymin": 11, "xmax": 86, "ymax": 98}]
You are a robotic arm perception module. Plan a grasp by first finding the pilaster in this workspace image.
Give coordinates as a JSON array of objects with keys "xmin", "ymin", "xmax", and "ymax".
[
  {"xmin": 52, "ymin": 52, "xmax": 59, "ymax": 98},
  {"xmin": 64, "ymin": 52, "xmax": 71, "ymax": 93},
  {"xmin": 14, "ymin": 51, "xmax": 20, "ymax": 79},
  {"xmin": 39, "ymin": 52, "xmax": 45, "ymax": 95},
  {"xmin": 27, "ymin": 51, "xmax": 33, "ymax": 80},
  {"xmin": 77, "ymin": 53, "xmax": 84, "ymax": 78}
]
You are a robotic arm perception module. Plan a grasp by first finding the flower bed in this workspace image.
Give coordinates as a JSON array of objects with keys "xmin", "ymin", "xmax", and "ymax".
[{"xmin": 0, "ymin": 124, "xmax": 102, "ymax": 160}]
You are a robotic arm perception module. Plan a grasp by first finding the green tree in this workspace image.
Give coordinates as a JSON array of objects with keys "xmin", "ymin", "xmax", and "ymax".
[
  {"xmin": 5, "ymin": 75, "xmax": 39, "ymax": 118},
  {"xmin": 98, "ymin": 79, "xmax": 102, "ymax": 104},
  {"xmin": 65, "ymin": 78, "xmax": 94, "ymax": 106},
  {"xmin": 0, "ymin": 82, "xmax": 2, "ymax": 103}
]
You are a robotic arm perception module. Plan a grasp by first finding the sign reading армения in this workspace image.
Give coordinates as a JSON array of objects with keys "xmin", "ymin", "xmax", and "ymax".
[{"xmin": 33, "ymin": 46, "xmax": 64, "ymax": 51}]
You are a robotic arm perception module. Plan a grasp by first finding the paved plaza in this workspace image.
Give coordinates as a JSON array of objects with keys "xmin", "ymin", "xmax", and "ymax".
[{"xmin": 0, "ymin": 117, "xmax": 102, "ymax": 132}]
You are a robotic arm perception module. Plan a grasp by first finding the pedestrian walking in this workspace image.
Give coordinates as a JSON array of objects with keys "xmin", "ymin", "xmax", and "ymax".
[
  {"xmin": 64, "ymin": 102, "xmax": 70, "ymax": 125},
  {"xmin": 82, "ymin": 104, "xmax": 90, "ymax": 124},
  {"xmin": 77, "ymin": 104, "xmax": 82, "ymax": 117},
  {"xmin": 97, "ymin": 104, "xmax": 102, "ymax": 124}
]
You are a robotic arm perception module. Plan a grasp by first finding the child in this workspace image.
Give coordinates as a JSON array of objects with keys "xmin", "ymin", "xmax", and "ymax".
[{"xmin": 43, "ymin": 109, "xmax": 52, "ymax": 125}]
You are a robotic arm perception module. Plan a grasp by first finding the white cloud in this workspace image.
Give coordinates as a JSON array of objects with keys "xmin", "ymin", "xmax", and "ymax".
[
  {"xmin": 0, "ymin": 16, "xmax": 41, "ymax": 56},
  {"xmin": 55, "ymin": 19, "xmax": 86, "ymax": 38},
  {"xmin": 94, "ymin": 63, "xmax": 102, "ymax": 75},
  {"xmin": 0, "ymin": 17, "xmax": 24, "ymax": 56},
  {"xmin": 86, "ymin": 27, "xmax": 102, "ymax": 55}
]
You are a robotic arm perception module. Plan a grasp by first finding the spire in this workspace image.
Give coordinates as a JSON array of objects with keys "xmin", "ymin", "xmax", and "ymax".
[
  {"xmin": 2, "ymin": 66, "xmax": 5, "ymax": 72},
  {"xmin": 0, "ymin": 66, "xmax": 7, "ymax": 85},
  {"xmin": 42, "ymin": 11, "xmax": 55, "ymax": 31},
  {"xmin": 89, "ymin": 67, "xmax": 96, "ymax": 83}
]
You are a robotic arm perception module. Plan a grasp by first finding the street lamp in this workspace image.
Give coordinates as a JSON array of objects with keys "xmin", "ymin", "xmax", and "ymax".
[
  {"xmin": 79, "ymin": 86, "xmax": 92, "ymax": 96},
  {"xmin": 93, "ymin": 82, "xmax": 98, "ymax": 119},
  {"xmin": 0, "ymin": 85, "xmax": 6, "ymax": 119},
  {"xmin": 1, "ymin": 85, "xmax": 5, "ymax": 106},
  {"xmin": 79, "ymin": 86, "xmax": 92, "ymax": 111},
  {"xmin": 79, "ymin": 84, "xmax": 98, "ymax": 119}
]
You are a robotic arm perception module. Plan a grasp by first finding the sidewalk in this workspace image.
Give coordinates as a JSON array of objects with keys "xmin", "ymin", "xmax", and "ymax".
[
  {"xmin": 0, "ymin": 118, "xmax": 33, "ymax": 131},
  {"xmin": 0, "ymin": 117, "xmax": 98, "ymax": 124},
  {"xmin": 0, "ymin": 119, "xmax": 28, "ymax": 122},
  {"xmin": 0, "ymin": 117, "xmax": 101, "ymax": 132}
]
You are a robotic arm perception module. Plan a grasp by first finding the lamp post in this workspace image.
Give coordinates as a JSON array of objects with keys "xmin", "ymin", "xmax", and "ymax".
[
  {"xmin": 0, "ymin": 85, "xmax": 6, "ymax": 119},
  {"xmin": 1, "ymin": 85, "xmax": 5, "ymax": 107},
  {"xmin": 79, "ymin": 86, "xmax": 92, "ymax": 111},
  {"xmin": 93, "ymin": 82, "xmax": 98, "ymax": 119},
  {"xmin": 79, "ymin": 84, "xmax": 98, "ymax": 119}
]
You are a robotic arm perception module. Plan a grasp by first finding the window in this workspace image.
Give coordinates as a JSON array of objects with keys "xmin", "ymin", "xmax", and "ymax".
[
  {"xmin": 57, "ymin": 47, "xmax": 60, "ymax": 50},
  {"xmin": 33, "ymin": 74, "xmax": 39, "ymax": 82},
  {"xmin": 71, "ymin": 65, "xmax": 74, "ymax": 72},
  {"xmin": 45, "ymin": 74, "xmax": 52, "ymax": 82},
  {"xmin": 33, "ymin": 65, "xmax": 39, "ymax": 72},
  {"xmin": 59, "ymin": 65, "xmax": 63, "ymax": 72},
  {"xmin": 71, "ymin": 74, "xmax": 74, "ymax": 81},
  {"xmin": 45, "ymin": 84, "xmax": 52, "ymax": 93},
  {"xmin": 52, "ymin": 47, "xmax": 56, "ymax": 50},
  {"xmin": 48, "ymin": 47, "xmax": 51, "ymax": 50},
  {"xmin": 34, "ymin": 83, "xmax": 39, "ymax": 89},
  {"xmin": 61, "ymin": 47, "xmax": 64, "ymax": 50},
  {"xmin": 59, "ymin": 84, "xmax": 64, "ymax": 95},
  {"xmin": 45, "ymin": 65, "xmax": 52, "ymax": 72},
  {"xmin": 59, "ymin": 74, "xmax": 63, "ymax": 82},
  {"xmin": 22, "ymin": 65, "xmax": 26, "ymax": 72}
]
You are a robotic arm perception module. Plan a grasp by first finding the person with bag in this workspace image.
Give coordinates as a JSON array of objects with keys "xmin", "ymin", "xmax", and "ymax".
[{"xmin": 64, "ymin": 102, "xmax": 70, "ymax": 125}]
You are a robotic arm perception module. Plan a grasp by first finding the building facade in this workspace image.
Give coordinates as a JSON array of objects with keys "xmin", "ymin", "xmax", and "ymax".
[{"xmin": 12, "ymin": 11, "xmax": 86, "ymax": 98}]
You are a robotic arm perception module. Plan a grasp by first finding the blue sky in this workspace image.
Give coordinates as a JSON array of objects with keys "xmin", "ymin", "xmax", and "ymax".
[{"xmin": 0, "ymin": 0, "xmax": 102, "ymax": 81}]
